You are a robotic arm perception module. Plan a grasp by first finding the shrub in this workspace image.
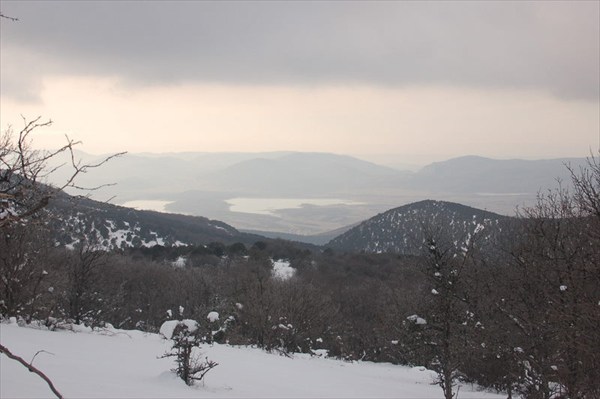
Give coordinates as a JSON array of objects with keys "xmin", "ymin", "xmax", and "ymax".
[{"xmin": 159, "ymin": 319, "xmax": 217, "ymax": 385}]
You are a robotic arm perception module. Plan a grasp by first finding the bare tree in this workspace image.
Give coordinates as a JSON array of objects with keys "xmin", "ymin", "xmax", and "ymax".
[
  {"xmin": 0, "ymin": 222, "xmax": 52, "ymax": 318},
  {"xmin": 404, "ymin": 217, "xmax": 487, "ymax": 399},
  {"xmin": 0, "ymin": 117, "xmax": 124, "ymax": 228},
  {"xmin": 493, "ymin": 154, "xmax": 600, "ymax": 398},
  {"xmin": 0, "ymin": 117, "xmax": 123, "ymax": 399},
  {"xmin": 64, "ymin": 242, "xmax": 107, "ymax": 325}
]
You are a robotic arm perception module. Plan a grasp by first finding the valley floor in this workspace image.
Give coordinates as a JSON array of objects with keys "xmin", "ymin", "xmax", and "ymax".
[{"xmin": 1, "ymin": 321, "xmax": 505, "ymax": 398}]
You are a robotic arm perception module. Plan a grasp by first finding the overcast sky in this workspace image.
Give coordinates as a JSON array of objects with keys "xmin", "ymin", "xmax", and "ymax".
[{"xmin": 1, "ymin": 1, "xmax": 598, "ymax": 165}]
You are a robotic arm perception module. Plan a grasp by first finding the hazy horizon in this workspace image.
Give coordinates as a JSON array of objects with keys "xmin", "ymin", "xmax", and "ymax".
[
  {"xmin": 1, "ymin": 1, "xmax": 598, "ymax": 166},
  {"xmin": 44, "ymin": 147, "xmax": 595, "ymax": 172}
]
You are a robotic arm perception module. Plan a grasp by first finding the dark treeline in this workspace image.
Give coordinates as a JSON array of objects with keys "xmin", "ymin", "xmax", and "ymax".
[{"xmin": 1, "ymin": 158, "xmax": 599, "ymax": 399}]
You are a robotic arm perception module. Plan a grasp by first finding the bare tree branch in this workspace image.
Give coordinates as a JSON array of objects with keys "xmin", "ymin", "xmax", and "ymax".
[
  {"xmin": 0, "ymin": 344, "xmax": 63, "ymax": 399},
  {"xmin": 0, "ymin": 13, "xmax": 19, "ymax": 22}
]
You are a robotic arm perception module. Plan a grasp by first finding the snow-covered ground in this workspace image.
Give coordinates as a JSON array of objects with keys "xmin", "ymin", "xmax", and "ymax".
[{"xmin": 0, "ymin": 321, "xmax": 505, "ymax": 398}]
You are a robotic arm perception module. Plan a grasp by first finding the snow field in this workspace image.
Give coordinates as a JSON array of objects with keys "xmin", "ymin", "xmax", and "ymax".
[{"xmin": 0, "ymin": 322, "xmax": 505, "ymax": 398}]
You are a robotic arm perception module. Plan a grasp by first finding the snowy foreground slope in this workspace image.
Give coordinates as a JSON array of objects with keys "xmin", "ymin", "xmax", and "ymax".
[{"xmin": 1, "ymin": 322, "xmax": 504, "ymax": 398}]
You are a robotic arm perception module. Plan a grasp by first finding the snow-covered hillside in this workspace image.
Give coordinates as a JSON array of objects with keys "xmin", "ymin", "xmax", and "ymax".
[
  {"xmin": 0, "ymin": 321, "xmax": 504, "ymax": 398},
  {"xmin": 45, "ymin": 193, "xmax": 259, "ymax": 250},
  {"xmin": 327, "ymin": 200, "xmax": 511, "ymax": 254}
]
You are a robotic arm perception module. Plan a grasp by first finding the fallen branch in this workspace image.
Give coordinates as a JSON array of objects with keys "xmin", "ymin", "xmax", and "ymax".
[{"xmin": 0, "ymin": 343, "xmax": 64, "ymax": 399}]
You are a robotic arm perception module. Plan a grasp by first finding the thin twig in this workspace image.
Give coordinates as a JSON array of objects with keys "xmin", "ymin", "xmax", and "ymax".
[{"xmin": 30, "ymin": 349, "xmax": 56, "ymax": 365}]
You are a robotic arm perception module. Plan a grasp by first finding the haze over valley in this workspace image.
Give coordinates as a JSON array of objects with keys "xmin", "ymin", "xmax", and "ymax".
[{"xmin": 46, "ymin": 150, "xmax": 589, "ymax": 241}]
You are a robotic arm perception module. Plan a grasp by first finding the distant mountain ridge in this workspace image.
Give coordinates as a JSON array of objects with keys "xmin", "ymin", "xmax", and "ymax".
[
  {"xmin": 198, "ymin": 152, "xmax": 404, "ymax": 196},
  {"xmin": 408, "ymin": 155, "xmax": 586, "ymax": 193},
  {"xmin": 51, "ymin": 151, "xmax": 586, "ymax": 198},
  {"xmin": 326, "ymin": 200, "xmax": 512, "ymax": 254}
]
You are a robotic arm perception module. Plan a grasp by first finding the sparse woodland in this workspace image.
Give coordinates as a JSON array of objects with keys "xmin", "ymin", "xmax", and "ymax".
[{"xmin": 1, "ymin": 122, "xmax": 599, "ymax": 398}]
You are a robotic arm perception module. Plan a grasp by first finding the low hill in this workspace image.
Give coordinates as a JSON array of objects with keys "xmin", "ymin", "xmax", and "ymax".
[{"xmin": 326, "ymin": 200, "xmax": 512, "ymax": 254}]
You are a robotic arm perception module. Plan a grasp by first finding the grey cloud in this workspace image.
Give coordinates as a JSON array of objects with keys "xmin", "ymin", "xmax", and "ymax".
[
  {"xmin": 1, "ymin": 1, "xmax": 598, "ymax": 100},
  {"xmin": 0, "ymin": 44, "xmax": 45, "ymax": 103}
]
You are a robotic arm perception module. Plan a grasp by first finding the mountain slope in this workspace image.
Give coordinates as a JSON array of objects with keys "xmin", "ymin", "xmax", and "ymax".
[
  {"xmin": 326, "ymin": 200, "xmax": 512, "ymax": 254},
  {"xmin": 46, "ymin": 192, "xmax": 263, "ymax": 250}
]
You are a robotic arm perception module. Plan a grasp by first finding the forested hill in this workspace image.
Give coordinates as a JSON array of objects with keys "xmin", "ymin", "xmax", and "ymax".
[
  {"xmin": 45, "ymin": 192, "xmax": 266, "ymax": 250},
  {"xmin": 326, "ymin": 200, "xmax": 513, "ymax": 254}
]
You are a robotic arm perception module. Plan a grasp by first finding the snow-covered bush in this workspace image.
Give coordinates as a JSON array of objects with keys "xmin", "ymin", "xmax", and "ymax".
[
  {"xmin": 159, "ymin": 319, "xmax": 218, "ymax": 386},
  {"xmin": 206, "ymin": 311, "xmax": 232, "ymax": 344}
]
